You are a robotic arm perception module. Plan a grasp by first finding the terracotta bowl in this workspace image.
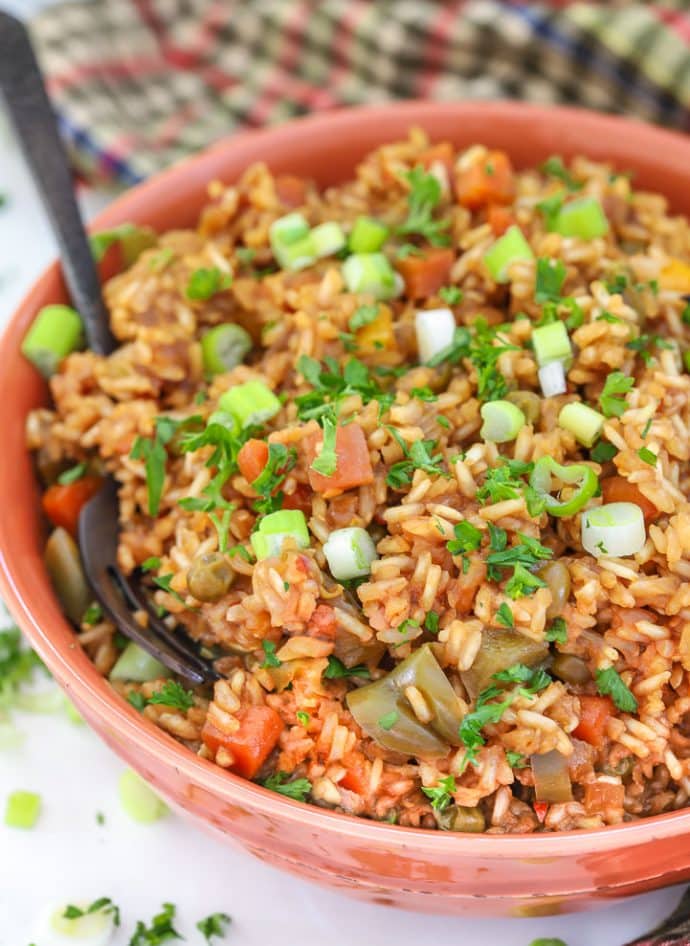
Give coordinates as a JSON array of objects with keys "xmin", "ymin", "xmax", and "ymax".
[{"xmin": 3, "ymin": 102, "xmax": 690, "ymax": 917}]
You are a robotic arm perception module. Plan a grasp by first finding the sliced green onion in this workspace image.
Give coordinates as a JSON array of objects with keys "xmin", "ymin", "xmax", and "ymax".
[
  {"xmin": 479, "ymin": 400, "xmax": 526, "ymax": 443},
  {"xmin": 90, "ymin": 221, "xmax": 157, "ymax": 265},
  {"xmin": 342, "ymin": 252, "xmax": 402, "ymax": 300},
  {"xmin": 530, "ymin": 456, "xmax": 599, "ymax": 518},
  {"xmin": 348, "ymin": 216, "xmax": 389, "ymax": 253},
  {"xmin": 483, "ymin": 226, "xmax": 534, "ymax": 283},
  {"xmin": 582, "ymin": 502, "xmax": 646, "ymax": 558},
  {"xmin": 251, "ymin": 509, "xmax": 310, "ymax": 560},
  {"xmin": 201, "ymin": 324, "xmax": 252, "ymax": 377},
  {"xmin": 538, "ymin": 360, "xmax": 567, "ymax": 397},
  {"xmin": 109, "ymin": 642, "xmax": 169, "ymax": 683},
  {"xmin": 4, "ymin": 789, "xmax": 41, "ymax": 829},
  {"xmin": 44, "ymin": 901, "xmax": 118, "ymax": 945},
  {"xmin": 532, "ymin": 321, "xmax": 572, "ymax": 368},
  {"xmin": 415, "ymin": 307, "xmax": 456, "ymax": 364},
  {"xmin": 21, "ymin": 304, "xmax": 84, "ymax": 378},
  {"xmin": 552, "ymin": 197, "xmax": 609, "ymax": 240},
  {"xmin": 311, "ymin": 221, "xmax": 346, "ymax": 258},
  {"xmin": 323, "ymin": 527, "xmax": 378, "ymax": 580},
  {"xmin": 118, "ymin": 769, "xmax": 168, "ymax": 823},
  {"xmin": 269, "ymin": 212, "xmax": 315, "ymax": 270},
  {"xmin": 218, "ymin": 380, "xmax": 281, "ymax": 428},
  {"xmin": 558, "ymin": 402, "xmax": 605, "ymax": 448}
]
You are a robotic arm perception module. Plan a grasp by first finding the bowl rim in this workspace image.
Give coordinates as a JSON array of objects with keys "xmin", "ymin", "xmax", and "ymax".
[{"xmin": 5, "ymin": 98, "xmax": 690, "ymax": 861}]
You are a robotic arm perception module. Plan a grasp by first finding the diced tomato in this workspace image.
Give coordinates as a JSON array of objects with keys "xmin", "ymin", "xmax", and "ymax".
[
  {"xmin": 455, "ymin": 150, "xmax": 515, "ymax": 210},
  {"xmin": 487, "ymin": 203, "xmax": 517, "ymax": 236},
  {"xmin": 583, "ymin": 780, "xmax": 625, "ymax": 816},
  {"xmin": 305, "ymin": 423, "xmax": 374, "ymax": 493},
  {"xmin": 275, "ymin": 175, "xmax": 308, "ymax": 208},
  {"xmin": 281, "ymin": 483, "xmax": 312, "ymax": 515},
  {"xmin": 237, "ymin": 438, "xmax": 269, "ymax": 484},
  {"xmin": 533, "ymin": 801, "xmax": 549, "ymax": 823},
  {"xmin": 307, "ymin": 603, "xmax": 337, "ymax": 640},
  {"xmin": 201, "ymin": 704, "xmax": 285, "ymax": 779},
  {"xmin": 573, "ymin": 696, "xmax": 614, "ymax": 748},
  {"xmin": 340, "ymin": 758, "xmax": 370, "ymax": 796},
  {"xmin": 355, "ymin": 304, "xmax": 396, "ymax": 353},
  {"xmin": 42, "ymin": 476, "xmax": 102, "ymax": 537},
  {"xmin": 396, "ymin": 246, "xmax": 454, "ymax": 299},
  {"xmin": 419, "ymin": 142, "xmax": 455, "ymax": 179},
  {"xmin": 601, "ymin": 476, "xmax": 658, "ymax": 525}
]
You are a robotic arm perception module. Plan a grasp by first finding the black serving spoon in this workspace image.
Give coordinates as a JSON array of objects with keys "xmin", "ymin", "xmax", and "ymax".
[{"xmin": 0, "ymin": 12, "xmax": 217, "ymax": 684}]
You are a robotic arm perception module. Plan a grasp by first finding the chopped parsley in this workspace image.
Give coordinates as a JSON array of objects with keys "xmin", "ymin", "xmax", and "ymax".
[
  {"xmin": 397, "ymin": 243, "xmax": 425, "ymax": 259},
  {"xmin": 324, "ymin": 655, "xmax": 370, "ymax": 679},
  {"xmin": 57, "ymin": 462, "xmax": 88, "ymax": 485},
  {"xmin": 396, "ymin": 166, "xmax": 450, "ymax": 246},
  {"xmin": 261, "ymin": 771, "xmax": 312, "ymax": 801},
  {"xmin": 251, "ymin": 442, "xmax": 297, "ymax": 514},
  {"xmin": 682, "ymin": 303, "xmax": 690, "ymax": 326},
  {"xmin": 127, "ymin": 691, "xmax": 147, "ymax": 712},
  {"xmin": 131, "ymin": 414, "xmax": 202, "ymax": 517},
  {"xmin": 605, "ymin": 273, "xmax": 628, "ymax": 294},
  {"xmin": 349, "ymin": 304, "xmax": 380, "ymax": 332},
  {"xmin": 310, "ymin": 414, "xmax": 338, "ymax": 476},
  {"xmin": 536, "ymin": 190, "xmax": 565, "ymax": 229},
  {"xmin": 260, "ymin": 640, "xmax": 281, "ymax": 669},
  {"xmin": 63, "ymin": 898, "xmax": 120, "ymax": 926},
  {"xmin": 129, "ymin": 902, "xmax": 182, "ymax": 945},
  {"xmin": 0, "ymin": 626, "xmax": 44, "ymax": 705},
  {"xmin": 439, "ymin": 285, "xmax": 463, "ymax": 305},
  {"xmin": 197, "ymin": 912, "xmax": 232, "ymax": 945},
  {"xmin": 428, "ymin": 319, "xmax": 518, "ymax": 402},
  {"xmin": 590, "ymin": 440, "xmax": 617, "ymax": 464},
  {"xmin": 424, "ymin": 610, "xmax": 440, "ymax": 634},
  {"xmin": 82, "ymin": 602, "xmax": 103, "ymax": 625},
  {"xmin": 446, "ymin": 520, "xmax": 483, "ymax": 557},
  {"xmin": 506, "ymin": 751, "xmax": 527, "ymax": 769},
  {"xmin": 147, "ymin": 680, "xmax": 195, "ymax": 712},
  {"xmin": 476, "ymin": 457, "xmax": 533, "ymax": 505},
  {"xmin": 541, "ymin": 156, "xmax": 583, "ymax": 191},
  {"xmin": 141, "ymin": 556, "xmax": 161, "ymax": 572},
  {"xmin": 493, "ymin": 663, "xmax": 552, "ymax": 696},
  {"xmin": 378, "ymin": 710, "xmax": 399, "ymax": 731},
  {"xmin": 535, "ymin": 258, "xmax": 566, "ymax": 304},
  {"xmin": 151, "ymin": 573, "xmax": 186, "ymax": 604},
  {"xmin": 296, "ymin": 711, "xmax": 310, "ymax": 727},
  {"xmin": 495, "ymin": 602, "xmax": 514, "ymax": 627},
  {"xmin": 235, "ymin": 246, "xmax": 256, "ymax": 264},
  {"xmin": 626, "ymin": 333, "xmax": 673, "ymax": 366},
  {"xmin": 186, "ymin": 267, "xmax": 232, "ymax": 301},
  {"xmin": 488, "ymin": 522, "xmax": 508, "ymax": 551},
  {"xmin": 386, "ymin": 429, "xmax": 446, "ymax": 488},
  {"xmin": 421, "ymin": 774, "xmax": 456, "ymax": 811},
  {"xmin": 410, "ymin": 385, "xmax": 438, "ymax": 402},
  {"xmin": 596, "ymin": 667, "xmax": 638, "ymax": 713},
  {"xmin": 545, "ymin": 617, "xmax": 567, "ymax": 644},
  {"xmin": 504, "ymin": 562, "xmax": 548, "ymax": 600},
  {"xmin": 397, "ymin": 618, "xmax": 420, "ymax": 637},
  {"xmin": 637, "ymin": 446, "xmax": 657, "ymax": 466},
  {"xmin": 459, "ymin": 686, "xmax": 513, "ymax": 769},
  {"xmin": 641, "ymin": 417, "xmax": 653, "ymax": 439},
  {"xmin": 486, "ymin": 534, "xmax": 552, "ymax": 600},
  {"xmin": 296, "ymin": 355, "xmax": 393, "ymax": 422},
  {"xmin": 599, "ymin": 372, "xmax": 634, "ymax": 418}
]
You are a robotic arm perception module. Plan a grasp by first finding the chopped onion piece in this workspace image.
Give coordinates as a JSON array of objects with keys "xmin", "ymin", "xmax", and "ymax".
[
  {"xmin": 323, "ymin": 527, "xmax": 378, "ymax": 580},
  {"xmin": 311, "ymin": 221, "xmax": 346, "ymax": 258},
  {"xmin": 109, "ymin": 641, "xmax": 169, "ymax": 683},
  {"xmin": 553, "ymin": 197, "xmax": 609, "ymax": 240},
  {"xmin": 532, "ymin": 321, "xmax": 572, "ymax": 368},
  {"xmin": 581, "ymin": 502, "xmax": 645, "ymax": 558},
  {"xmin": 479, "ymin": 400, "xmax": 526, "ymax": 443},
  {"xmin": 118, "ymin": 769, "xmax": 168, "ymax": 823},
  {"xmin": 5, "ymin": 789, "xmax": 41, "ymax": 828},
  {"xmin": 415, "ymin": 307, "xmax": 456, "ymax": 364},
  {"xmin": 538, "ymin": 360, "xmax": 566, "ymax": 397},
  {"xmin": 558, "ymin": 401, "xmax": 605, "ymax": 448},
  {"xmin": 342, "ymin": 252, "xmax": 401, "ymax": 300}
]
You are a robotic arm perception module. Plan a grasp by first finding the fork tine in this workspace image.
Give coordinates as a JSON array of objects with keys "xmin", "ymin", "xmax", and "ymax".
[{"xmin": 78, "ymin": 477, "xmax": 218, "ymax": 685}]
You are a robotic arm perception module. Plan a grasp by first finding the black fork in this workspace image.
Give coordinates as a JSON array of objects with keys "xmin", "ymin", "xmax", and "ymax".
[{"xmin": 0, "ymin": 12, "xmax": 217, "ymax": 685}]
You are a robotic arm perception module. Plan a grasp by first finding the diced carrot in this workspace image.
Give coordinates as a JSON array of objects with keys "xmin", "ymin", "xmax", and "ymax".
[
  {"xmin": 533, "ymin": 801, "xmax": 549, "ymax": 823},
  {"xmin": 455, "ymin": 150, "xmax": 515, "ymax": 210},
  {"xmin": 275, "ymin": 175, "xmax": 308, "ymax": 208},
  {"xmin": 583, "ymin": 780, "xmax": 625, "ymax": 816},
  {"xmin": 660, "ymin": 258, "xmax": 690, "ymax": 292},
  {"xmin": 487, "ymin": 203, "xmax": 517, "ymax": 236},
  {"xmin": 601, "ymin": 476, "xmax": 658, "ymax": 525},
  {"xmin": 42, "ymin": 476, "xmax": 102, "ymax": 538},
  {"xmin": 396, "ymin": 246, "xmax": 454, "ymax": 299},
  {"xmin": 201, "ymin": 704, "xmax": 285, "ymax": 779},
  {"xmin": 419, "ymin": 142, "xmax": 455, "ymax": 179},
  {"xmin": 573, "ymin": 695, "xmax": 614, "ymax": 748},
  {"xmin": 305, "ymin": 423, "xmax": 374, "ymax": 493},
  {"xmin": 355, "ymin": 304, "xmax": 395, "ymax": 353},
  {"xmin": 237, "ymin": 438, "xmax": 269, "ymax": 484}
]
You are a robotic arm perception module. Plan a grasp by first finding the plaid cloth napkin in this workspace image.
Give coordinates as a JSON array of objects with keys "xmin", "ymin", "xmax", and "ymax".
[{"xmin": 29, "ymin": 0, "xmax": 690, "ymax": 188}]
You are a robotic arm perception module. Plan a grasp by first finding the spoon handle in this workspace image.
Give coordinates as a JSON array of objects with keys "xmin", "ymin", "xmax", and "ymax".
[{"xmin": 0, "ymin": 12, "xmax": 114, "ymax": 354}]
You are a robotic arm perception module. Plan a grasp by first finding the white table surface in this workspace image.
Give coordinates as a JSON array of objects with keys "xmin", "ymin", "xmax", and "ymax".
[{"xmin": 0, "ymin": 27, "xmax": 687, "ymax": 944}]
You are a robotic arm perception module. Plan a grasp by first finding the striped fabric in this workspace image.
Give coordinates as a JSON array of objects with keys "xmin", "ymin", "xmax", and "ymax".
[{"xmin": 29, "ymin": 0, "xmax": 690, "ymax": 188}]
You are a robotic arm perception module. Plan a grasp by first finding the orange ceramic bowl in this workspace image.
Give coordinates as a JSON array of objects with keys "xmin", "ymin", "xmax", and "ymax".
[{"xmin": 4, "ymin": 102, "xmax": 690, "ymax": 917}]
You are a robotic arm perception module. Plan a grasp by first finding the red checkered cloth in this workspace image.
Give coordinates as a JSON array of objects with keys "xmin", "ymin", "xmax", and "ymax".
[{"xmin": 29, "ymin": 0, "xmax": 690, "ymax": 188}]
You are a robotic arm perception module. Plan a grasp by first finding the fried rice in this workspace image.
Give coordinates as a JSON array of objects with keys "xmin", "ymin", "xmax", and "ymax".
[{"xmin": 25, "ymin": 128, "xmax": 690, "ymax": 834}]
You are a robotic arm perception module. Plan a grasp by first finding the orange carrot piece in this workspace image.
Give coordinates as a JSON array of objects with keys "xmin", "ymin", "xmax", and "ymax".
[
  {"xmin": 601, "ymin": 476, "xmax": 658, "ymax": 525},
  {"xmin": 419, "ymin": 142, "xmax": 455, "ymax": 178},
  {"xmin": 201, "ymin": 704, "xmax": 285, "ymax": 779},
  {"xmin": 573, "ymin": 696, "xmax": 614, "ymax": 748},
  {"xmin": 583, "ymin": 780, "xmax": 625, "ymax": 816},
  {"xmin": 237, "ymin": 438, "xmax": 270, "ymax": 484},
  {"xmin": 396, "ymin": 246, "xmax": 454, "ymax": 299},
  {"xmin": 455, "ymin": 150, "xmax": 515, "ymax": 210},
  {"xmin": 305, "ymin": 423, "xmax": 374, "ymax": 493},
  {"xmin": 42, "ymin": 476, "xmax": 102, "ymax": 537},
  {"xmin": 487, "ymin": 203, "xmax": 517, "ymax": 236},
  {"xmin": 275, "ymin": 175, "xmax": 308, "ymax": 208}
]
